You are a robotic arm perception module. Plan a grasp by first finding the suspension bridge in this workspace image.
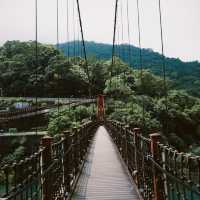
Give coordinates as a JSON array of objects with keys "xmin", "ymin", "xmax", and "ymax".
[
  {"xmin": 0, "ymin": 98, "xmax": 95, "ymax": 130},
  {"xmin": 0, "ymin": 0, "xmax": 199, "ymax": 200},
  {"xmin": 0, "ymin": 97, "xmax": 200, "ymax": 200}
]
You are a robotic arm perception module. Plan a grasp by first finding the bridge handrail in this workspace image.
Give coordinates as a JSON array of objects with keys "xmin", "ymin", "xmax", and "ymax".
[
  {"xmin": 0, "ymin": 99, "xmax": 96, "ymax": 121},
  {"xmin": 0, "ymin": 120, "xmax": 99, "ymax": 200},
  {"xmin": 0, "ymin": 148, "xmax": 44, "ymax": 199},
  {"xmin": 106, "ymin": 120, "xmax": 200, "ymax": 200}
]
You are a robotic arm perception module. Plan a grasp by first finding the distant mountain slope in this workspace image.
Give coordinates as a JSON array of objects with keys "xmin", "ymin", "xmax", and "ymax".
[{"xmin": 59, "ymin": 41, "xmax": 200, "ymax": 96}]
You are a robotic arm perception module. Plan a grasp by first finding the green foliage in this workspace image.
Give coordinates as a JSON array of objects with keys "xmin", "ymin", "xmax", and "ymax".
[
  {"xmin": 48, "ymin": 109, "xmax": 74, "ymax": 136},
  {"xmin": 107, "ymin": 99, "xmax": 160, "ymax": 134},
  {"xmin": 133, "ymin": 70, "xmax": 172, "ymax": 97},
  {"xmin": 106, "ymin": 84, "xmax": 200, "ymax": 152},
  {"xmin": 191, "ymin": 146, "xmax": 200, "ymax": 156},
  {"xmin": 60, "ymin": 41, "xmax": 200, "ymax": 97},
  {"xmin": 74, "ymin": 105, "xmax": 95, "ymax": 121},
  {"xmin": 0, "ymin": 41, "xmax": 90, "ymax": 97},
  {"xmin": 168, "ymin": 133, "xmax": 186, "ymax": 150},
  {"xmin": 1, "ymin": 40, "xmax": 200, "ymax": 154},
  {"xmin": 104, "ymin": 75, "xmax": 133, "ymax": 98},
  {"xmin": 2, "ymin": 146, "xmax": 25, "ymax": 163},
  {"xmin": 89, "ymin": 61, "xmax": 108, "ymax": 92},
  {"xmin": 168, "ymin": 90, "xmax": 197, "ymax": 110},
  {"xmin": 153, "ymin": 90, "xmax": 200, "ymax": 150},
  {"xmin": 47, "ymin": 105, "xmax": 94, "ymax": 136}
]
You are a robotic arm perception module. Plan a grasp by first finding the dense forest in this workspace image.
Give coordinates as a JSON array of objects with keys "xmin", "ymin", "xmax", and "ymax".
[
  {"xmin": 1, "ymin": 40, "xmax": 200, "ymax": 97},
  {"xmin": 0, "ymin": 41, "xmax": 91, "ymax": 97},
  {"xmin": 60, "ymin": 41, "xmax": 200, "ymax": 97},
  {"xmin": 0, "ymin": 40, "xmax": 200, "ymax": 156}
]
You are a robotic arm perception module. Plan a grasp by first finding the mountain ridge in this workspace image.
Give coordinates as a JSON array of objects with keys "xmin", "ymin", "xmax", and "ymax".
[{"xmin": 59, "ymin": 41, "xmax": 200, "ymax": 96}]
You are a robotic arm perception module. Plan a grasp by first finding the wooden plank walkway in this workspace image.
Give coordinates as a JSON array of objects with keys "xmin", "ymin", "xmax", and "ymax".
[{"xmin": 72, "ymin": 126, "xmax": 141, "ymax": 200}]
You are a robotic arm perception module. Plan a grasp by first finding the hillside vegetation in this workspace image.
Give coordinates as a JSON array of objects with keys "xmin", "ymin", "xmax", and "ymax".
[
  {"xmin": 0, "ymin": 41, "xmax": 200, "ymax": 154},
  {"xmin": 59, "ymin": 41, "xmax": 200, "ymax": 97}
]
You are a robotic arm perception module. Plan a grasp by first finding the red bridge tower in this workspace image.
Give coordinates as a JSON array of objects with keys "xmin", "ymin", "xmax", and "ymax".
[{"xmin": 97, "ymin": 94, "xmax": 105, "ymax": 121}]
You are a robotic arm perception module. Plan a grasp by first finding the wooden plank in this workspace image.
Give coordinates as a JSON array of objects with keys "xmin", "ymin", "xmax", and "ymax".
[{"xmin": 72, "ymin": 126, "xmax": 140, "ymax": 200}]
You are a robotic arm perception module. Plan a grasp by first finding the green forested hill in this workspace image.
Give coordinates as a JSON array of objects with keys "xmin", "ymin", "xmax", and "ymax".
[
  {"xmin": 1, "ymin": 40, "xmax": 200, "ymax": 153},
  {"xmin": 59, "ymin": 41, "xmax": 200, "ymax": 96}
]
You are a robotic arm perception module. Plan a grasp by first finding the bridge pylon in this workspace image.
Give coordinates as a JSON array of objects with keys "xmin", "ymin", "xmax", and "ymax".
[{"xmin": 97, "ymin": 94, "xmax": 105, "ymax": 121}]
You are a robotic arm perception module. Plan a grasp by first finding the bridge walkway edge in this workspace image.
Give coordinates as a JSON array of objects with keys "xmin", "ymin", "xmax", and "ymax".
[{"xmin": 72, "ymin": 126, "xmax": 141, "ymax": 200}]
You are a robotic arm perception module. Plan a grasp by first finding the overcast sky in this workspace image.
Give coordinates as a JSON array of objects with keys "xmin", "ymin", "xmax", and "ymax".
[{"xmin": 0, "ymin": 0, "xmax": 199, "ymax": 62}]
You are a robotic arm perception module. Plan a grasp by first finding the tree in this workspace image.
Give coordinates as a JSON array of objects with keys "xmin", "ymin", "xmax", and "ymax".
[
  {"xmin": 133, "ymin": 70, "xmax": 172, "ymax": 97},
  {"xmin": 104, "ymin": 75, "xmax": 133, "ymax": 98}
]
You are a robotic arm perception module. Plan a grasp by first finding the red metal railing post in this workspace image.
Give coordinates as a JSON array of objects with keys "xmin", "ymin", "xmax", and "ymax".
[
  {"xmin": 150, "ymin": 133, "xmax": 164, "ymax": 200},
  {"xmin": 42, "ymin": 136, "xmax": 53, "ymax": 200},
  {"xmin": 124, "ymin": 125, "xmax": 129, "ymax": 164},
  {"xmin": 73, "ymin": 128, "xmax": 79, "ymax": 176},
  {"xmin": 133, "ymin": 128, "xmax": 141, "ymax": 186},
  {"xmin": 63, "ymin": 131, "xmax": 71, "ymax": 194}
]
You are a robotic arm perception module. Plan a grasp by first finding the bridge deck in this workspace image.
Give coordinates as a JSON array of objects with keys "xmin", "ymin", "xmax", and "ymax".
[{"xmin": 72, "ymin": 126, "xmax": 140, "ymax": 200}]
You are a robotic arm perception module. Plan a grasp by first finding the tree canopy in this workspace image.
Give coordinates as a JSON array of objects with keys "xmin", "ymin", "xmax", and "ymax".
[{"xmin": 0, "ymin": 40, "xmax": 200, "ymax": 154}]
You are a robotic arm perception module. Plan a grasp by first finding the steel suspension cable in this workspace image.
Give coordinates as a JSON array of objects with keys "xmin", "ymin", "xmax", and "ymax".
[
  {"xmin": 117, "ymin": 22, "xmax": 121, "ymax": 59},
  {"xmin": 158, "ymin": 0, "xmax": 167, "ymax": 92},
  {"xmin": 115, "ymin": 5, "xmax": 120, "ymax": 59},
  {"xmin": 115, "ymin": 15, "xmax": 120, "ymax": 59},
  {"xmin": 73, "ymin": 0, "xmax": 76, "ymax": 59},
  {"xmin": 68, "ymin": 0, "xmax": 100, "ymax": 95},
  {"xmin": 136, "ymin": 0, "xmax": 145, "ymax": 131},
  {"xmin": 111, "ymin": 0, "xmax": 119, "ymax": 114},
  {"xmin": 75, "ymin": 2, "xmax": 79, "ymax": 62},
  {"xmin": 35, "ymin": 0, "xmax": 38, "ymax": 134},
  {"xmin": 56, "ymin": 0, "xmax": 59, "ymax": 50},
  {"xmin": 120, "ymin": 0, "xmax": 125, "ymax": 62},
  {"xmin": 76, "ymin": 0, "xmax": 91, "ymax": 96},
  {"xmin": 66, "ymin": 0, "xmax": 71, "ymax": 112},
  {"xmin": 136, "ymin": 0, "xmax": 142, "ymax": 73},
  {"xmin": 126, "ymin": 0, "xmax": 132, "ymax": 67},
  {"xmin": 111, "ymin": 0, "xmax": 119, "ymax": 79},
  {"xmin": 80, "ymin": 38, "xmax": 83, "ymax": 58},
  {"xmin": 158, "ymin": 0, "xmax": 168, "ymax": 134},
  {"xmin": 56, "ymin": 0, "xmax": 60, "ymax": 113},
  {"xmin": 77, "ymin": 12, "xmax": 81, "ymax": 59},
  {"xmin": 66, "ymin": 0, "xmax": 70, "ymax": 60}
]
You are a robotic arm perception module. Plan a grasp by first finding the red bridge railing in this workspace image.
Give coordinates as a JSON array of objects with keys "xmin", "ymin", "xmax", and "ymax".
[
  {"xmin": 105, "ymin": 120, "xmax": 200, "ymax": 200},
  {"xmin": 1, "ymin": 119, "xmax": 200, "ymax": 200},
  {"xmin": 0, "ymin": 121, "xmax": 99, "ymax": 200}
]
